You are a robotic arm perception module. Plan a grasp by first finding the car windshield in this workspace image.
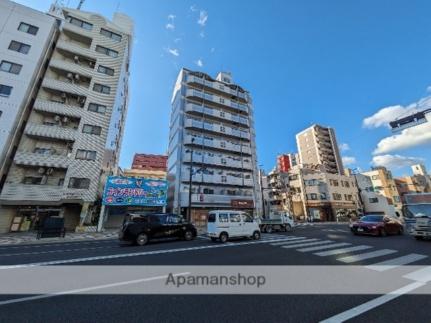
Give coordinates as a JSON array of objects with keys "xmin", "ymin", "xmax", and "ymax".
[
  {"xmin": 208, "ymin": 213, "xmax": 216, "ymax": 223},
  {"xmin": 402, "ymin": 204, "xmax": 431, "ymax": 218},
  {"xmin": 360, "ymin": 215, "xmax": 384, "ymax": 222}
]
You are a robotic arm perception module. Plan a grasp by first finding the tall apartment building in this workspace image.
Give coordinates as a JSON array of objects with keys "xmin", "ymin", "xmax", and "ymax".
[
  {"xmin": 167, "ymin": 69, "xmax": 262, "ymax": 226},
  {"xmin": 296, "ymin": 124, "xmax": 343, "ymax": 174},
  {"xmin": 362, "ymin": 167, "xmax": 402, "ymax": 216},
  {"xmin": 0, "ymin": 4, "xmax": 133, "ymax": 233},
  {"xmin": 277, "ymin": 153, "xmax": 298, "ymax": 173},
  {"xmin": 0, "ymin": 0, "xmax": 57, "ymax": 192}
]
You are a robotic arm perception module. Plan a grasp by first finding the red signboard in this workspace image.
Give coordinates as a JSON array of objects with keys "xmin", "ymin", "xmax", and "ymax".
[{"xmin": 231, "ymin": 199, "xmax": 254, "ymax": 209}]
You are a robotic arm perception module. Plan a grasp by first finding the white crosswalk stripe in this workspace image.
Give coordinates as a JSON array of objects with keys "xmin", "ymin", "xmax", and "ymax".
[
  {"xmin": 270, "ymin": 238, "xmax": 315, "ymax": 246},
  {"xmin": 281, "ymin": 240, "xmax": 335, "ymax": 249},
  {"xmin": 314, "ymin": 245, "xmax": 372, "ymax": 257},
  {"xmin": 403, "ymin": 266, "xmax": 431, "ymax": 283},
  {"xmin": 297, "ymin": 242, "xmax": 351, "ymax": 252},
  {"xmin": 365, "ymin": 254, "xmax": 428, "ymax": 272},
  {"xmin": 337, "ymin": 249, "xmax": 397, "ymax": 263}
]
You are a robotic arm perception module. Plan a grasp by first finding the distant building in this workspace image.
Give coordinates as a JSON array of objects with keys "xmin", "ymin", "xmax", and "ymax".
[
  {"xmin": 277, "ymin": 153, "xmax": 298, "ymax": 172},
  {"xmin": 362, "ymin": 167, "xmax": 402, "ymax": 216},
  {"xmin": 262, "ymin": 168, "xmax": 290, "ymax": 216},
  {"xmin": 395, "ymin": 164, "xmax": 431, "ymax": 203},
  {"xmin": 296, "ymin": 124, "xmax": 344, "ymax": 174},
  {"xmin": 123, "ymin": 154, "xmax": 167, "ymax": 180}
]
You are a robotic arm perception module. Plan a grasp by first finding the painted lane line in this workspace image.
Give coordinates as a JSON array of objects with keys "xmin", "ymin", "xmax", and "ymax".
[
  {"xmin": 337, "ymin": 249, "xmax": 397, "ymax": 264},
  {"xmin": 403, "ymin": 266, "xmax": 431, "ymax": 283},
  {"xmin": 297, "ymin": 242, "xmax": 351, "ymax": 253},
  {"xmin": 0, "ymin": 245, "xmax": 117, "ymax": 257},
  {"xmin": 320, "ymin": 281, "xmax": 426, "ymax": 323},
  {"xmin": 314, "ymin": 245, "xmax": 372, "ymax": 257},
  {"xmin": 0, "ymin": 272, "xmax": 190, "ymax": 307},
  {"xmin": 281, "ymin": 240, "xmax": 335, "ymax": 250},
  {"xmin": 0, "ymin": 237, "xmax": 295, "ymax": 269},
  {"xmin": 366, "ymin": 254, "xmax": 428, "ymax": 272},
  {"xmin": 0, "ymin": 239, "xmax": 116, "ymax": 251},
  {"xmin": 270, "ymin": 238, "xmax": 313, "ymax": 246}
]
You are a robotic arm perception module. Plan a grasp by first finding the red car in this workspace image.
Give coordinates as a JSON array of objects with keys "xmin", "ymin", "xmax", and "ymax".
[{"xmin": 350, "ymin": 215, "xmax": 404, "ymax": 236}]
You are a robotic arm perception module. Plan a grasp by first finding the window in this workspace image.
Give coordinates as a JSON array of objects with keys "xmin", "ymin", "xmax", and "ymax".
[
  {"xmin": 220, "ymin": 111, "xmax": 225, "ymax": 117},
  {"xmin": 23, "ymin": 176, "xmax": 42, "ymax": 185},
  {"xmin": 97, "ymin": 65, "xmax": 114, "ymax": 76},
  {"xmin": 34, "ymin": 148, "xmax": 53, "ymax": 155},
  {"xmin": 220, "ymin": 141, "xmax": 226, "ymax": 148},
  {"xmin": 372, "ymin": 175, "xmax": 378, "ymax": 180},
  {"xmin": 75, "ymin": 149, "xmax": 97, "ymax": 161},
  {"xmin": 344, "ymin": 194, "xmax": 353, "ymax": 201},
  {"xmin": 229, "ymin": 213, "xmax": 241, "ymax": 223},
  {"xmin": 66, "ymin": 16, "xmax": 93, "ymax": 30},
  {"xmin": 329, "ymin": 179, "xmax": 339, "ymax": 186},
  {"xmin": 320, "ymin": 193, "xmax": 327, "ymax": 200},
  {"xmin": 369, "ymin": 197, "xmax": 379, "ymax": 203},
  {"xmin": 93, "ymin": 83, "xmax": 110, "ymax": 94},
  {"xmin": 18, "ymin": 22, "xmax": 38, "ymax": 35},
  {"xmin": 203, "ymin": 188, "xmax": 214, "ymax": 194},
  {"xmin": 333, "ymin": 193, "xmax": 342, "ymax": 200},
  {"xmin": 219, "ymin": 213, "xmax": 229, "ymax": 223},
  {"xmin": 100, "ymin": 28, "xmax": 122, "ymax": 42},
  {"xmin": 0, "ymin": 84, "xmax": 13, "ymax": 97},
  {"xmin": 95, "ymin": 45, "xmax": 118, "ymax": 58},
  {"xmin": 221, "ymin": 176, "xmax": 227, "ymax": 183},
  {"xmin": 0, "ymin": 61, "xmax": 22, "ymax": 74},
  {"xmin": 344, "ymin": 181, "xmax": 350, "ymax": 188},
  {"xmin": 68, "ymin": 177, "xmax": 90, "ymax": 189},
  {"xmin": 393, "ymin": 196, "xmax": 401, "ymax": 203},
  {"xmin": 306, "ymin": 193, "xmax": 318, "ymax": 200},
  {"xmin": 82, "ymin": 124, "xmax": 102, "ymax": 135},
  {"xmin": 88, "ymin": 103, "xmax": 107, "ymax": 114},
  {"xmin": 243, "ymin": 213, "xmax": 254, "ymax": 223},
  {"xmin": 220, "ymin": 125, "xmax": 226, "ymax": 132},
  {"xmin": 8, "ymin": 41, "xmax": 30, "ymax": 54},
  {"xmin": 58, "ymin": 178, "xmax": 64, "ymax": 186}
]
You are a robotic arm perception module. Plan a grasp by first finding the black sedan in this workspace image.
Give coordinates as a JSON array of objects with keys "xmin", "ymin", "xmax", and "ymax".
[{"xmin": 119, "ymin": 213, "xmax": 197, "ymax": 246}]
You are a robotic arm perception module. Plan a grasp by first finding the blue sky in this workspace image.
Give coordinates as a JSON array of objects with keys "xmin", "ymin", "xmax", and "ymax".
[{"xmin": 17, "ymin": 0, "xmax": 431, "ymax": 176}]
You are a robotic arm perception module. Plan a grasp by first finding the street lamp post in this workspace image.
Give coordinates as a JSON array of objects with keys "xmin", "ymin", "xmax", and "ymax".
[{"xmin": 187, "ymin": 138, "xmax": 195, "ymax": 222}]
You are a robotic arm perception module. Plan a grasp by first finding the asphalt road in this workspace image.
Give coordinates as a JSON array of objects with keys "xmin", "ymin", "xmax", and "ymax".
[{"xmin": 0, "ymin": 223, "xmax": 429, "ymax": 323}]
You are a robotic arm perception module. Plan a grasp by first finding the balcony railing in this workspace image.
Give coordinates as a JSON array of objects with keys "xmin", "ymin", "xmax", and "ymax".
[
  {"xmin": 186, "ymin": 75, "xmax": 247, "ymax": 100},
  {"xmin": 185, "ymin": 103, "xmax": 249, "ymax": 126},
  {"xmin": 0, "ymin": 184, "xmax": 64, "ymax": 202},
  {"xmin": 56, "ymin": 39, "xmax": 94, "ymax": 60},
  {"xmin": 184, "ymin": 118, "xmax": 250, "ymax": 140},
  {"xmin": 33, "ymin": 99, "xmax": 83, "ymax": 119},
  {"xmin": 185, "ymin": 89, "xmax": 248, "ymax": 113},
  {"xmin": 42, "ymin": 78, "xmax": 89, "ymax": 97},
  {"xmin": 183, "ymin": 153, "xmax": 253, "ymax": 170},
  {"xmin": 25, "ymin": 123, "xmax": 77, "ymax": 141},
  {"xmin": 181, "ymin": 172, "xmax": 254, "ymax": 187},
  {"xmin": 184, "ymin": 135, "xmax": 252, "ymax": 155},
  {"xmin": 180, "ymin": 192, "xmax": 254, "ymax": 206},
  {"xmin": 14, "ymin": 151, "xmax": 72, "ymax": 169},
  {"xmin": 49, "ymin": 59, "xmax": 94, "ymax": 79}
]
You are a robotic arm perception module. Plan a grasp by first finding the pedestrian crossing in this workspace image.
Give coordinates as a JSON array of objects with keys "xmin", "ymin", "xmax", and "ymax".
[{"xmin": 269, "ymin": 235, "xmax": 429, "ymax": 272}]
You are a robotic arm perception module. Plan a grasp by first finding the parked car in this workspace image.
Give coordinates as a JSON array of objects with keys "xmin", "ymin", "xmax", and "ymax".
[
  {"xmin": 119, "ymin": 213, "xmax": 197, "ymax": 246},
  {"xmin": 207, "ymin": 210, "xmax": 261, "ymax": 243},
  {"xmin": 350, "ymin": 214, "xmax": 404, "ymax": 236}
]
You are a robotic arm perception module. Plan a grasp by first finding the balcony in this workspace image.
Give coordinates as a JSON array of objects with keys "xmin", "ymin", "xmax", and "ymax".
[
  {"xmin": 184, "ymin": 118, "xmax": 250, "ymax": 140},
  {"xmin": 185, "ymin": 89, "xmax": 248, "ymax": 113},
  {"xmin": 183, "ymin": 153, "xmax": 253, "ymax": 170},
  {"xmin": 63, "ymin": 21, "xmax": 94, "ymax": 40},
  {"xmin": 33, "ymin": 99, "xmax": 83, "ymax": 119},
  {"xmin": 49, "ymin": 59, "xmax": 94, "ymax": 79},
  {"xmin": 25, "ymin": 123, "xmax": 77, "ymax": 141},
  {"xmin": 0, "ymin": 184, "xmax": 64, "ymax": 203},
  {"xmin": 185, "ymin": 103, "xmax": 249, "ymax": 127},
  {"xmin": 181, "ymin": 173, "xmax": 254, "ymax": 187},
  {"xmin": 180, "ymin": 192, "xmax": 254, "ymax": 206},
  {"xmin": 42, "ymin": 78, "xmax": 89, "ymax": 97},
  {"xmin": 56, "ymin": 39, "xmax": 94, "ymax": 59},
  {"xmin": 184, "ymin": 135, "xmax": 252, "ymax": 155},
  {"xmin": 186, "ymin": 75, "xmax": 247, "ymax": 101},
  {"xmin": 14, "ymin": 151, "xmax": 71, "ymax": 169}
]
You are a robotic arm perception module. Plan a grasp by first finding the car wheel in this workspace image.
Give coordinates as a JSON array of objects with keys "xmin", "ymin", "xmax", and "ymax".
[
  {"xmin": 210, "ymin": 237, "xmax": 217, "ymax": 242},
  {"xmin": 266, "ymin": 226, "xmax": 273, "ymax": 234},
  {"xmin": 398, "ymin": 227, "xmax": 404, "ymax": 235},
  {"xmin": 253, "ymin": 231, "xmax": 261, "ymax": 240},
  {"xmin": 219, "ymin": 232, "xmax": 228, "ymax": 243},
  {"xmin": 184, "ymin": 230, "xmax": 194, "ymax": 241},
  {"xmin": 415, "ymin": 236, "xmax": 424, "ymax": 241},
  {"xmin": 379, "ymin": 229, "xmax": 387, "ymax": 237},
  {"xmin": 352, "ymin": 230, "xmax": 358, "ymax": 235},
  {"xmin": 136, "ymin": 233, "xmax": 149, "ymax": 246},
  {"xmin": 285, "ymin": 224, "xmax": 292, "ymax": 232}
]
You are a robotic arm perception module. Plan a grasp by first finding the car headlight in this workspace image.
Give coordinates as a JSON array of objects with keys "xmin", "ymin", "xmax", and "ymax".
[{"xmin": 372, "ymin": 226, "xmax": 377, "ymax": 229}]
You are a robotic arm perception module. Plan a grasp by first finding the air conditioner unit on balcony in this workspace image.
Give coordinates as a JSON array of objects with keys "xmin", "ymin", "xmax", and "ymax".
[
  {"xmin": 38, "ymin": 167, "xmax": 46, "ymax": 174},
  {"xmin": 78, "ymin": 96, "xmax": 86, "ymax": 106},
  {"xmin": 74, "ymin": 56, "xmax": 79, "ymax": 64},
  {"xmin": 62, "ymin": 117, "xmax": 69, "ymax": 124},
  {"xmin": 54, "ymin": 115, "xmax": 61, "ymax": 122},
  {"xmin": 89, "ymin": 61, "xmax": 95, "ymax": 68},
  {"xmin": 74, "ymin": 74, "xmax": 80, "ymax": 82},
  {"xmin": 67, "ymin": 72, "xmax": 73, "ymax": 81},
  {"xmin": 46, "ymin": 168, "xmax": 54, "ymax": 175}
]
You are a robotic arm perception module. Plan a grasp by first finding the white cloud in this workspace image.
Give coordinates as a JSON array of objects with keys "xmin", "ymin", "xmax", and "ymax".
[
  {"xmin": 174, "ymin": 38, "xmax": 182, "ymax": 43},
  {"xmin": 190, "ymin": 5, "xmax": 198, "ymax": 12},
  {"xmin": 165, "ymin": 14, "xmax": 175, "ymax": 30},
  {"xmin": 199, "ymin": 31, "xmax": 205, "ymax": 38},
  {"xmin": 168, "ymin": 14, "xmax": 176, "ymax": 20},
  {"xmin": 373, "ymin": 121, "xmax": 431, "ymax": 154},
  {"xmin": 371, "ymin": 154, "xmax": 425, "ymax": 169},
  {"xmin": 165, "ymin": 48, "xmax": 179, "ymax": 57},
  {"xmin": 198, "ymin": 10, "xmax": 208, "ymax": 26},
  {"xmin": 210, "ymin": 47, "xmax": 215, "ymax": 53},
  {"xmin": 195, "ymin": 58, "xmax": 203, "ymax": 67},
  {"xmin": 342, "ymin": 156, "xmax": 356, "ymax": 166},
  {"xmin": 339, "ymin": 143, "xmax": 350, "ymax": 151},
  {"xmin": 165, "ymin": 23, "xmax": 175, "ymax": 30}
]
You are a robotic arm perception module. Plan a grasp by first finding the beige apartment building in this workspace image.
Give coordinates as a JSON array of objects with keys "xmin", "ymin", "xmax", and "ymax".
[
  {"xmin": 0, "ymin": 5, "xmax": 133, "ymax": 232},
  {"xmin": 395, "ymin": 164, "xmax": 431, "ymax": 203},
  {"xmin": 362, "ymin": 167, "xmax": 402, "ymax": 217},
  {"xmin": 296, "ymin": 124, "xmax": 344, "ymax": 174}
]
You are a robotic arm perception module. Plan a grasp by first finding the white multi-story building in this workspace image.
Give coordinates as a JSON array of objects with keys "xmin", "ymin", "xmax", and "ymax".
[
  {"xmin": 0, "ymin": 0, "xmax": 57, "ymax": 192},
  {"xmin": 0, "ymin": 4, "xmax": 133, "ymax": 233},
  {"xmin": 167, "ymin": 69, "xmax": 262, "ymax": 226}
]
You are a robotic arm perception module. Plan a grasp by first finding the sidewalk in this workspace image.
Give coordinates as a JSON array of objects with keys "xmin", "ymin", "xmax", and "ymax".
[{"xmin": 0, "ymin": 230, "xmax": 118, "ymax": 246}]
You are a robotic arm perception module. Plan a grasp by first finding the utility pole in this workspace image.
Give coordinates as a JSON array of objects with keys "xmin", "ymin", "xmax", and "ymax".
[
  {"xmin": 187, "ymin": 138, "xmax": 195, "ymax": 222},
  {"xmin": 77, "ymin": 0, "xmax": 85, "ymax": 10}
]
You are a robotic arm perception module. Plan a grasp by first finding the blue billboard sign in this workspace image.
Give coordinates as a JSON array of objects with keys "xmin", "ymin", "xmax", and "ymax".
[{"xmin": 102, "ymin": 176, "xmax": 167, "ymax": 206}]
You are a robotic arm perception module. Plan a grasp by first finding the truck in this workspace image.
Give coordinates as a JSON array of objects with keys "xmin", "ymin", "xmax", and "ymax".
[
  {"xmin": 258, "ymin": 211, "xmax": 295, "ymax": 233},
  {"xmin": 402, "ymin": 193, "xmax": 431, "ymax": 240}
]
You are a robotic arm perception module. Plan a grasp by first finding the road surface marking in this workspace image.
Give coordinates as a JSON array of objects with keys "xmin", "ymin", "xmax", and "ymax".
[
  {"xmin": 0, "ymin": 237, "xmax": 296, "ymax": 269},
  {"xmin": 319, "ymin": 281, "xmax": 426, "ymax": 323},
  {"xmin": 403, "ymin": 266, "xmax": 431, "ymax": 282},
  {"xmin": 270, "ymin": 238, "xmax": 315, "ymax": 246},
  {"xmin": 0, "ymin": 272, "xmax": 190, "ymax": 307},
  {"xmin": 0, "ymin": 239, "xmax": 115, "ymax": 251},
  {"xmin": 0, "ymin": 245, "xmax": 117, "ymax": 257},
  {"xmin": 366, "ymin": 254, "xmax": 428, "ymax": 272},
  {"xmin": 297, "ymin": 242, "xmax": 351, "ymax": 252},
  {"xmin": 281, "ymin": 240, "xmax": 335, "ymax": 249},
  {"xmin": 314, "ymin": 245, "xmax": 372, "ymax": 257},
  {"xmin": 337, "ymin": 249, "xmax": 397, "ymax": 264}
]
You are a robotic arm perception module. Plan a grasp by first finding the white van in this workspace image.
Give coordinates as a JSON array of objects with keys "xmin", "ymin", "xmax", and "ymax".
[{"xmin": 207, "ymin": 210, "xmax": 261, "ymax": 243}]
